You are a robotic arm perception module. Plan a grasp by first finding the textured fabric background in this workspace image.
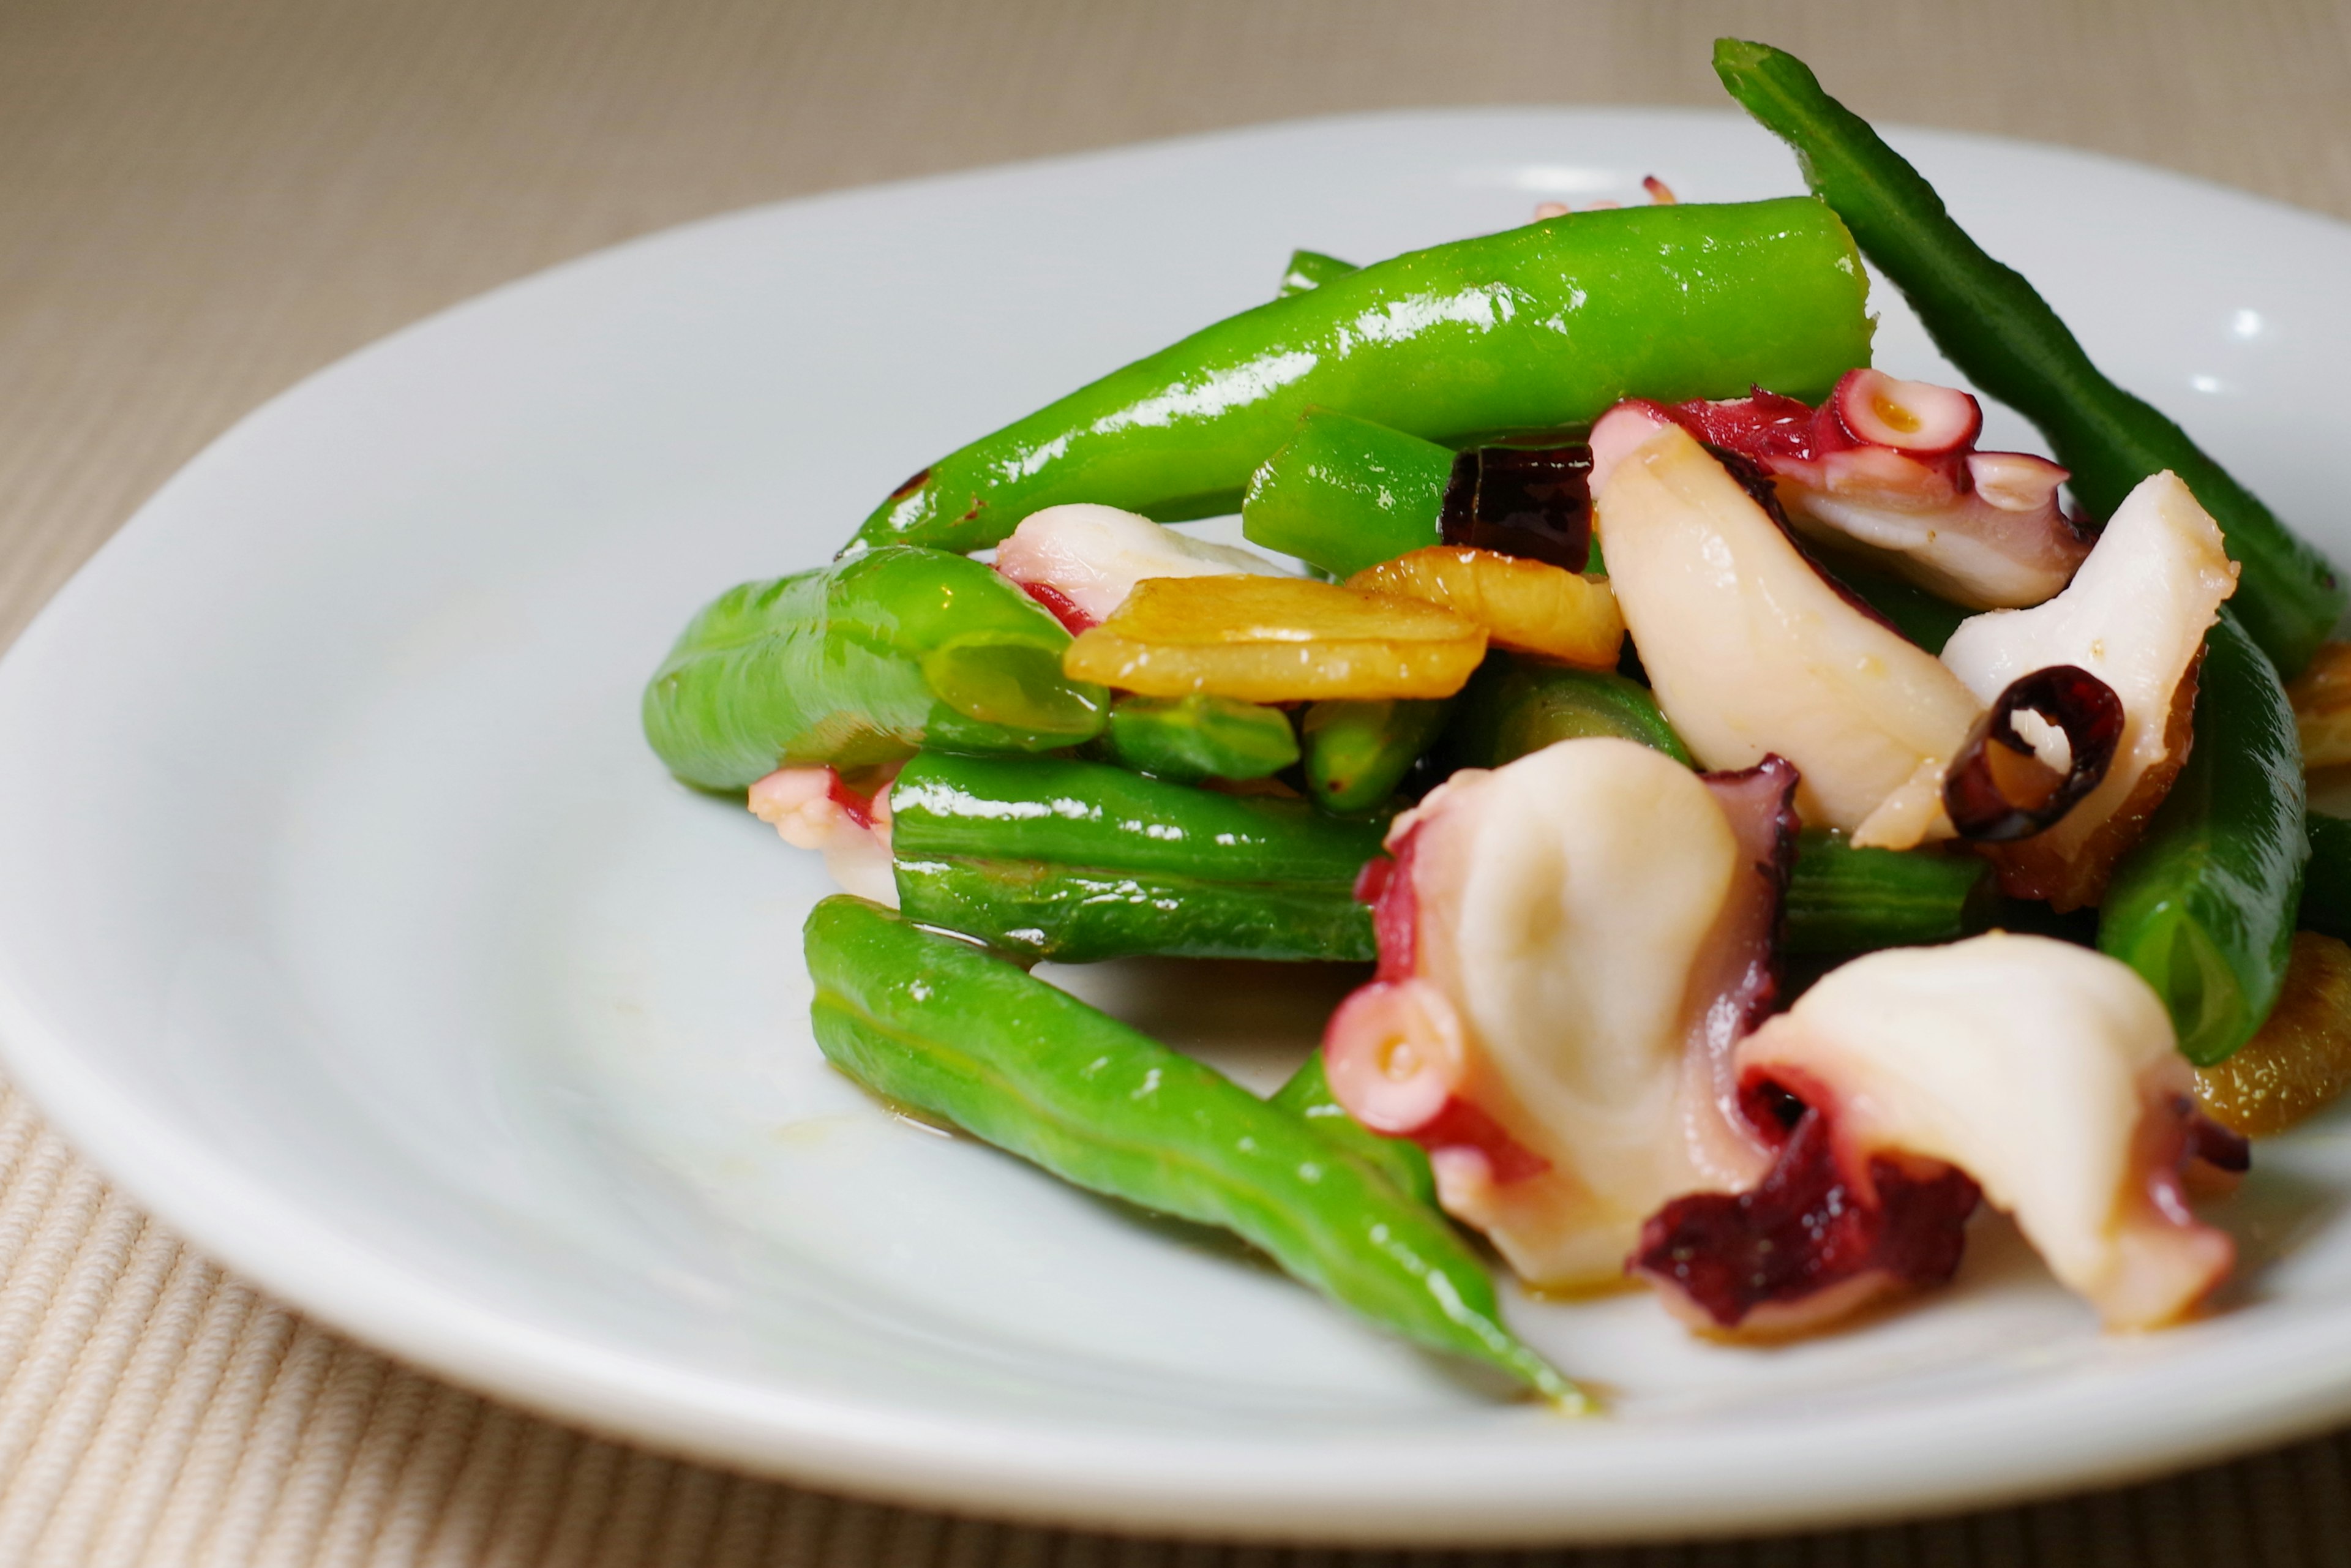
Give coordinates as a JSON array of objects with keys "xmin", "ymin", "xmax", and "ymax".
[{"xmin": 4, "ymin": 1, "xmax": 2351, "ymax": 1561}]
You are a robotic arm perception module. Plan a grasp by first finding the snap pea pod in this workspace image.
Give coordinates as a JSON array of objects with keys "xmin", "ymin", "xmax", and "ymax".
[
  {"xmin": 852, "ymin": 198, "xmax": 1873, "ymax": 556},
  {"xmin": 2300, "ymin": 812, "xmax": 2351, "ymax": 945},
  {"xmin": 1784, "ymin": 830, "xmax": 1995, "ymax": 955},
  {"xmin": 1301, "ymin": 698, "xmax": 1452, "ymax": 814},
  {"xmin": 2100, "ymin": 613, "xmax": 2309, "ymax": 1065},
  {"xmin": 805, "ymin": 897, "xmax": 1582, "ymax": 1403},
  {"xmin": 1714, "ymin": 39, "xmax": 2345, "ymax": 675},
  {"xmin": 1105, "ymin": 692, "xmax": 1299, "ymax": 783},
  {"xmin": 1444, "ymin": 655, "xmax": 1692, "ymax": 768},
  {"xmin": 1269, "ymin": 1050, "xmax": 1438, "ymax": 1208},
  {"xmin": 643, "ymin": 546, "xmax": 1106, "ymax": 789},
  {"xmin": 889, "ymin": 752, "xmax": 1385, "ymax": 961},
  {"xmin": 1242, "ymin": 409, "xmax": 1454, "ymax": 578},
  {"xmin": 1278, "ymin": 249, "xmax": 1359, "ymax": 297}
]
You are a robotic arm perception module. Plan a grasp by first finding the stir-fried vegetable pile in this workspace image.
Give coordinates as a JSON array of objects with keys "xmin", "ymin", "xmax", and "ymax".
[{"xmin": 641, "ymin": 41, "xmax": 2351, "ymax": 1407}]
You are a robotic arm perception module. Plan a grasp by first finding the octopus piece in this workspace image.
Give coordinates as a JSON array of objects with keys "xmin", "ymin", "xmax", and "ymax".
[
  {"xmin": 1636, "ymin": 933, "xmax": 2243, "ymax": 1335},
  {"xmin": 747, "ymin": 764, "xmax": 898, "ymax": 904},
  {"xmin": 1322, "ymin": 737, "xmax": 1796, "ymax": 1288},
  {"xmin": 1632, "ymin": 370, "xmax": 2085, "ymax": 610},
  {"xmin": 1589, "ymin": 405, "xmax": 1981, "ymax": 846},
  {"xmin": 991, "ymin": 503, "xmax": 1286, "ymax": 632},
  {"xmin": 1940, "ymin": 470, "xmax": 2239, "ymax": 907}
]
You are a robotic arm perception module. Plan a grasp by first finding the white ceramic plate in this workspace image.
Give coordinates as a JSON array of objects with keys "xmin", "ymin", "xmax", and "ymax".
[{"xmin": 2, "ymin": 108, "xmax": 2349, "ymax": 1545}]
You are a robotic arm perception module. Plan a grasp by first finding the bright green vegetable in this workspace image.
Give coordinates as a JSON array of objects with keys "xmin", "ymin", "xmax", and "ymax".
[
  {"xmin": 1301, "ymin": 698, "xmax": 1450, "ymax": 814},
  {"xmin": 1105, "ymin": 692, "xmax": 1299, "ymax": 782},
  {"xmin": 2300, "ymin": 812, "xmax": 2351, "ymax": 944},
  {"xmin": 1278, "ymin": 249, "xmax": 1359, "ymax": 297},
  {"xmin": 806, "ymin": 897, "xmax": 1582, "ymax": 1403},
  {"xmin": 1269, "ymin": 1051, "xmax": 1438, "ymax": 1208},
  {"xmin": 2100, "ymin": 613, "xmax": 2309, "ymax": 1065},
  {"xmin": 643, "ymin": 546, "xmax": 1106, "ymax": 789},
  {"xmin": 891, "ymin": 752, "xmax": 1384, "ymax": 881},
  {"xmin": 1715, "ymin": 37, "xmax": 2345, "ymax": 675},
  {"xmin": 1242, "ymin": 409, "xmax": 1455, "ymax": 577},
  {"xmin": 892, "ymin": 858, "xmax": 1373, "ymax": 964},
  {"xmin": 1785, "ymin": 830, "xmax": 1994, "ymax": 955},
  {"xmin": 888, "ymin": 752, "xmax": 1385, "ymax": 961},
  {"xmin": 852, "ymin": 198, "xmax": 1873, "ymax": 555},
  {"xmin": 1444, "ymin": 655, "xmax": 1691, "ymax": 769}
]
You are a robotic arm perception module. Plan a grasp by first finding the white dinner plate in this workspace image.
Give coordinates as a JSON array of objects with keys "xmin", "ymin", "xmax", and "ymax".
[{"xmin": 1, "ymin": 108, "xmax": 2349, "ymax": 1545}]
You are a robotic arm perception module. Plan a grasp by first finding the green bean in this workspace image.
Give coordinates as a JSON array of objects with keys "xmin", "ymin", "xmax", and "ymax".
[
  {"xmin": 1444, "ymin": 654, "xmax": 1692, "ymax": 769},
  {"xmin": 1268, "ymin": 1051, "xmax": 1438, "ymax": 1208},
  {"xmin": 891, "ymin": 857, "xmax": 1373, "ymax": 964},
  {"xmin": 1784, "ymin": 830, "xmax": 1995, "ymax": 955},
  {"xmin": 1301, "ymin": 698, "xmax": 1450, "ymax": 814},
  {"xmin": 806, "ymin": 897, "xmax": 1583, "ymax": 1404},
  {"xmin": 2100, "ymin": 613, "xmax": 2309, "ymax": 1064},
  {"xmin": 1105, "ymin": 693, "xmax": 1299, "ymax": 783},
  {"xmin": 1278, "ymin": 249, "xmax": 1360, "ymax": 297},
  {"xmin": 890, "ymin": 753, "xmax": 1385, "ymax": 883},
  {"xmin": 1714, "ymin": 38, "xmax": 2345, "ymax": 675},
  {"xmin": 888, "ymin": 752, "xmax": 1386, "ymax": 962}
]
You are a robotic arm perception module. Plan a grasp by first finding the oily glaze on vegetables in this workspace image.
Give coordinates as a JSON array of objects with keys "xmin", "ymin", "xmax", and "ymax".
[{"xmin": 626, "ymin": 36, "xmax": 2351, "ymax": 1405}]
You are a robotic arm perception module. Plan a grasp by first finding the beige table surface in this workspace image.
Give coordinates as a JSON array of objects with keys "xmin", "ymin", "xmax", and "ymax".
[{"xmin": 4, "ymin": 0, "xmax": 2351, "ymax": 1561}]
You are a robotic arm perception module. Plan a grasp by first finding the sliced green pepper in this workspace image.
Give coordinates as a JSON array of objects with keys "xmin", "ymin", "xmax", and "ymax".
[
  {"xmin": 2100, "ymin": 613, "xmax": 2309, "ymax": 1065},
  {"xmin": 805, "ymin": 897, "xmax": 1582, "ymax": 1404},
  {"xmin": 853, "ymin": 198, "xmax": 1873, "ymax": 555},
  {"xmin": 1268, "ymin": 1049, "xmax": 1438, "ymax": 1209},
  {"xmin": 889, "ymin": 752, "xmax": 1385, "ymax": 962},
  {"xmin": 1242, "ymin": 409, "xmax": 1455, "ymax": 577},
  {"xmin": 1715, "ymin": 38, "xmax": 2345, "ymax": 675},
  {"xmin": 1105, "ymin": 692, "xmax": 1299, "ymax": 783},
  {"xmin": 1301, "ymin": 698, "xmax": 1451, "ymax": 815},
  {"xmin": 1278, "ymin": 249, "xmax": 1359, "ymax": 297},
  {"xmin": 2300, "ymin": 812, "xmax": 2351, "ymax": 945},
  {"xmin": 1785, "ymin": 830, "xmax": 1994, "ymax": 955},
  {"xmin": 643, "ymin": 546, "xmax": 1107, "ymax": 789},
  {"xmin": 1444, "ymin": 654, "xmax": 1692, "ymax": 768}
]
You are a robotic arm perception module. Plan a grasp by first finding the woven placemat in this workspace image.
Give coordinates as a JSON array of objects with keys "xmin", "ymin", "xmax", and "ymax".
[{"xmin": 4, "ymin": 1, "xmax": 2350, "ymax": 1560}]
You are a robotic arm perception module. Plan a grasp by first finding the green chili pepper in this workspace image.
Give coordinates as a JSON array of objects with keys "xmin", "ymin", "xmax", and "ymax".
[
  {"xmin": 1105, "ymin": 692, "xmax": 1299, "ymax": 783},
  {"xmin": 1714, "ymin": 39, "xmax": 2345, "ymax": 675},
  {"xmin": 888, "ymin": 752, "xmax": 1385, "ymax": 962},
  {"xmin": 2299, "ymin": 812, "xmax": 2351, "ymax": 945},
  {"xmin": 2099, "ymin": 613, "xmax": 2309, "ymax": 1065},
  {"xmin": 1301, "ymin": 697, "xmax": 1450, "ymax": 814},
  {"xmin": 1268, "ymin": 1050, "xmax": 1438, "ymax": 1209},
  {"xmin": 1444, "ymin": 654, "xmax": 1692, "ymax": 769},
  {"xmin": 643, "ymin": 546, "xmax": 1108, "ymax": 789},
  {"xmin": 1242, "ymin": 409, "xmax": 1455, "ymax": 577},
  {"xmin": 806, "ymin": 896, "xmax": 1582, "ymax": 1404},
  {"xmin": 852, "ymin": 198, "xmax": 1872, "ymax": 556},
  {"xmin": 1278, "ymin": 249, "xmax": 1359, "ymax": 297},
  {"xmin": 1784, "ymin": 830, "xmax": 1994, "ymax": 955}
]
